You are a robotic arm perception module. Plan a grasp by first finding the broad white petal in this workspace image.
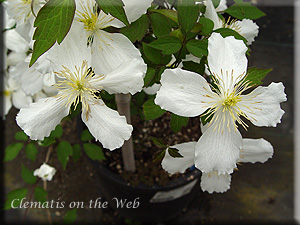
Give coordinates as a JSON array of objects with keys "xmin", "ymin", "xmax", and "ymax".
[
  {"xmin": 16, "ymin": 96, "xmax": 70, "ymax": 140},
  {"xmin": 239, "ymin": 82, "xmax": 287, "ymax": 127},
  {"xmin": 236, "ymin": 19, "xmax": 259, "ymax": 45},
  {"xmin": 216, "ymin": 0, "xmax": 227, "ymax": 12},
  {"xmin": 204, "ymin": 0, "xmax": 223, "ymax": 30},
  {"xmin": 195, "ymin": 118, "xmax": 242, "ymax": 174},
  {"xmin": 82, "ymin": 99, "xmax": 132, "ymax": 150},
  {"xmin": 7, "ymin": 52, "xmax": 27, "ymax": 66},
  {"xmin": 92, "ymin": 58, "xmax": 146, "ymax": 95},
  {"xmin": 5, "ymin": 29, "xmax": 29, "ymax": 53},
  {"xmin": 161, "ymin": 142, "xmax": 197, "ymax": 174},
  {"xmin": 239, "ymin": 138, "xmax": 273, "ymax": 163},
  {"xmin": 92, "ymin": 31, "xmax": 142, "ymax": 74},
  {"xmin": 11, "ymin": 90, "xmax": 32, "ymax": 109},
  {"xmin": 143, "ymin": 83, "xmax": 161, "ymax": 95},
  {"xmin": 155, "ymin": 68, "xmax": 214, "ymax": 117},
  {"xmin": 201, "ymin": 172, "xmax": 231, "ymax": 194},
  {"xmin": 208, "ymin": 33, "xmax": 248, "ymax": 91}
]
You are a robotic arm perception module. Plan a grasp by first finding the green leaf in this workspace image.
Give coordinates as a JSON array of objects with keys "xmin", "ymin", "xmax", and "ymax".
[
  {"xmin": 72, "ymin": 144, "xmax": 81, "ymax": 163},
  {"xmin": 153, "ymin": 149, "xmax": 166, "ymax": 162},
  {"xmin": 225, "ymin": 0, "xmax": 265, "ymax": 20},
  {"xmin": 120, "ymin": 14, "xmax": 149, "ymax": 42},
  {"xmin": 168, "ymin": 148, "xmax": 184, "ymax": 158},
  {"xmin": 4, "ymin": 143, "xmax": 23, "ymax": 162},
  {"xmin": 39, "ymin": 137, "xmax": 56, "ymax": 147},
  {"xmin": 30, "ymin": 0, "xmax": 76, "ymax": 66},
  {"xmin": 4, "ymin": 188, "xmax": 28, "ymax": 210},
  {"xmin": 21, "ymin": 164, "xmax": 37, "ymax": 184},
  {"xmin": 186, "ymin": 39, "xmax": 208, "ymax": 58},
  {"xmin": 64, "ymin": 208, "xmax": 77, "ymax": 225},
  {"xmin": 170, "ymin": 29, "xmax": 184, "ymax": 43},
  {"xmin": 150, "ymin": 9, "xmax": 178, "ymax": 23},
  {"xmin": 144, "ymin": 67, "xmax": 156, "ymax": 87},
  {"xmin": 81, "ymin": 129, "xmax": 94, "ymax": 142},
  {"xmin": 214, "ymin": 27, "xmax": 247, "ymax": 44},
  {"xmin": 148, "ymin": 36, "xmax": 182, "ymax": 55},
  {"xmin": 198, "ymin": 17, "xmax": 214, "ymax": 36},
  {"xmin": 170, "ymin": 114, "xmax": 189, "ymax": 133},
  {"xmin": 151, "ymin": 137, "xmax": 166, "ymax": 148},
  {"xmin": 15, "ymin": 131, "xmax": 28, "ymax": 141},
  {"xmin": 25, "ymin": 143, "xmax": 38, "ymax": 161},
  {"xmin": 142, "ymin": 99, "xmax": 166, "ymax": 120},
  {"xmin": 246, "ymin": 67, "xmax": 272, "ymax": 86},
  {"xmin": 212, "ymin": 0, "xmax": 221, "ymax": 9},
  {"xmin": 177, "ymin": 0, "xmax": 199, "ymax": 33},
  {"xmin": 150, "ymin": 13, "xmax": 172, "ymax": 38},
  {"xmin": 96, "ymin": 0, "xmax": 129, "ymax": 26},
  {"xmin": 83, "ymin": 143, "xmax": 105, "ymax": 161},
  {"xmin": 34, "ymin": 187, "xmax": 48, "ymax": 204},
  {"xmin": 57, "ymin": 141, "xmax": 73, "ymax": 170},
  {"xmin": 50, "ymin": 124, "xmax": 63, "ymax": 138},
  {"xmin": 143, "ymin": 43, "xmax": 163, "ymax": 65},
  {"xmin": 182, "ymin": 61, "xmax": 203, "ymax": 75}
]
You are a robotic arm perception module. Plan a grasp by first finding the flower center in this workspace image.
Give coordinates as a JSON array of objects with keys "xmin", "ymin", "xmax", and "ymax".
[
  {"xmin": 222, "ymin": 92, "xmax": 240, "ymax": 107},
  {"xmin": 3, "ymin": 90, "xmax": 12, "ymax": 97}
]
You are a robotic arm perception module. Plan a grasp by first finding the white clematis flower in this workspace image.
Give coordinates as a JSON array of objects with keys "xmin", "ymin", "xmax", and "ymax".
[
  {"xmin": 155, "ymin": 33, "xmax": 286, "ymax": 175},
  {"xmin": 16, "ymin": 24, "xmax": 146, "ymax": 150},
  {"xmin": 205, "ymin": 0, "xmax": 259, "ymax": 45},
  {"xmin": 33, "ymin": 163, "xmax": 56, "ymax": 181},
  {"xmin": 161, "ymin": 138, "xmax": 273, "ymax": 194}
]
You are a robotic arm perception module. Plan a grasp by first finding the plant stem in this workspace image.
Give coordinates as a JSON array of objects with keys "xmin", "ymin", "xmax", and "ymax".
[{"xmin": 115, "ymin": 93, "xmax": 136, "ymax": 172}]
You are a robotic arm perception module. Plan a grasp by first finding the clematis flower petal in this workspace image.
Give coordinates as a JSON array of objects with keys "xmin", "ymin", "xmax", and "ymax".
[
  {"xmin": 161, "ymin": 142, "xmax": 197, "ymax": 174},
  {"xmin": 208, "ymin": 33, "xmax": 248, "ymax": 91},
  {"xmin": 201, "ymin": 172, "xmax": 231, "ymax": 193},
  {"xmin": 195, "ymin": 117, "xmax": 242, "ymax": 175},
  {"xmin": 91, "ymin": 58, "xmax": 146, "ymax": 95},
  {"xmin": 239, "ymin": 138, "xmax": 273, "ymax": 163},
  {"xmin": 34, "ymin": 163, "xmax": 56, "ymax": 181},
  {"xmin": 3, "ymin": 94, "xmax": 12, "ymax": 117},
  {"xmin": 16, "ymin": 96, "xmax": 71, "ymax": 140},
  {"xmin": 143, "ymin": 83, "xmax": 161, "ymax": 95},
  {"xmin": 204, "ymin": 0, "xmax": 223, "ymax": 30},
  {"xmin": 238, "ymin": 82, "xmax": 287, "ymax": 127},
  {"xmin": 12, "ymin": 90, "xmax": 32, "ymax": 109},
  {"xmin": 235, "ymin": 19, "xmax": 259, "ymax": 45},
  {"xmin": 92, "ymin": 30, "xmax": 142, "ymax": 74},
  {"xmin": 216, "ymin": 0, "xmax": 227, "ymax": 12},
  {"xmin": 155, "ymin": 68, "xmax": 214, "ymax": 117},
  {"xmin": 7, "ymin": 52, "xmax": 27, "ymax": 66},
  {"xmin": 5, "ymin": 29, "xmax": 29, "ymax": 53},
  {"xmin": 82, "ymin": 99, "xmax": 133, "ymax": 150}
]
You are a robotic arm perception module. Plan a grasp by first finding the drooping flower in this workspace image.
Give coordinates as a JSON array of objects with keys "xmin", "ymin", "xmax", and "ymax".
[
  {"xmin": 33, "ymin": 163, "xmax": 56, "ymax": 181},
  {"xmin": 16, "ymin": 24, "xmax": 146, "ymax": 150},
  {"xmin": 161, "ymin": 138, "xmax": 274, "ymax": 193},
  {"xmin": 155, "ymin": 32, "xmax": 286, "ymax": 175}
]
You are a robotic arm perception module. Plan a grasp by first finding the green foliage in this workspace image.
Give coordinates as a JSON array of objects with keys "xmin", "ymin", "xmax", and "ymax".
[
  {"xmin": 182, "ymin": 61, "xmax": 204, "ymax": 75},
  {"xmin": 177, "ymin": 0, "xmax": 199, "ymax": 33},
  {"xmin": 150, "ymin": 9, "xmax": 178, "ymax": 23},
  {"xmin": 39, "ymin": 137, "xmax": 56, "ymax": 147},
  {"xmin": 150, "ymin": 13, "xmax": 173, "ymax": 37},
  {"xmin": 21, "ymin": 164, "xmax": 37, "ymax": 184},
  {"xmin": 4, "ymin": 143, "xmax": 23, "ymax": 162},
  {"xmin": 120, "ymin": 15, "xmax": 149, "ymax": 42},
  {"xmin": 81, "ymin": 129, "xmax": 94, "ymax": 142},
  {"xmin": 186, "ymin": 39, "xmax": 208, "ymax": 58},
  {"xmin": 225, "ymin": 0, "xmax": 265, "ymax": 20},
  {"xmin": 151, "ymin": 137, "xmax": 166, "ymax": 148},
  {"xmin": 50, "ymin": 124, "xmax": 63, "ymax": 138},
  {"xmin": 143, "ymin": 43, "xmax": 164, "ymax": 65},
  {"xmin": 246, "ymin": 67, "xmax": 273, "ymax": 86},
  {"xmin": 153, "ymin": 149, "xmax": 166, "ymax": 162},
  {"xmin": 34, "ymin": 187, "xmax": 48, "ymax": 204},
  {"xmin": 25, "ymin": 143, "xmax": 38, "ymax": 161},
  {"xmin": 4, "ymin": 188, "xmax": 28, "ymax": 210},
  {"xmin": 30, "ymin": 0, "xmax": 76, "ymax": 66},
  {"xmin": 212, "ymin": 0, "xmax": 221, "ymax": 9},
  {"xmin": 144, "ymin": 67, "xmax": 156, "ymax": 87},
  {"xmin": 214, "ymin": 28, "xmax": 247, "ymax": 44},
  {"xmin": 64, "ymin": 208, "xmax": 77, "ymax": 225},
  {"xmin": 57, "ymin": 141, "xmax": 73, "ymax": 170},
  {"xmin": 72, "ymin": 144, "xmax": 81, "ymax": 162},
  {"xmin": 142, "ymin": 99, "xmax": 166, "ymax": 120},
  {"xmin": 83, "ymin": 143, "xmax": 105, "ymax": 161},
  {"xmin": 96, "ymin": 0, "xmax": 129, "ymax": 26},
  {"xmin": 15, "ymin": 131, "xmax": 28, "ymax": 141},
  {"xmin": 198, "ymin": 17, "xmax": 214, "ymax": 36},
  {"xmin": 170, "ymin": 114, "xmax": 189, "ymax": 133},
  {"xmin": 148, "ymin": 36, "xmax": 182, "ymax": 55},
  {"xmin": 168, "ymin": 147, "xmax": 183, "ymax": 158}
]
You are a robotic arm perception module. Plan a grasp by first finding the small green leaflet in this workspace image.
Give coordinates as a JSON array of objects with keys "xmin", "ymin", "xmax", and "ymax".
[
  {"xmin": 30, "ymin": 0, "xmax": 76, "ymax": 66},
  {"xmin": 34, "ymin": 187, "xmax": 48, "ymax": 204},
  {"xmin": 170, "ymin": 114, "xmax": 189, "ymax": 133},
  {"xmin": 25, "ymin": 143, "xmax": 38, "ymax": 161},
  {"xmin": 4, "ymin": 188, "xmax": 28, "ymax": 210},
  {"xmin": 72, "ymin": 144, "xmax": 81, "ymax": 162},
  {"xmin": 64, "ymin": 208, "xmax": 78, "ymax": 225},
  {"xmin": 83, "ymin": 143, "xmax": 105, "ymax": 161},
  {"xmin": 151, "ymin": 137, "xmax": 167, "ymax": 148},
  {"xmin": 186, "ymin": 39, "xmax": 208, "ymax": 58},
  {"xmin": 96, "ymin": 0, "xmax": 129, "ymax": 26},
  {"xmin": 246, "ymin": 67, "xmax": 272, "ymax": 86},
  {"xmin": 148, "ymin": 36, "xmax": 182, "ymax": 55},
  {"xmin": 177, "ymin": 0, "xmax": 199, "ymax": 33},
  {"xmin": 150, "ymin": 9, "xmax": 178, "ymax": 23},
  {"xmin": 153, "ymin": 149, "xmax": 166, "ymax": 162},
  {"xmin": 4, "ymin": 143, "xmax": 23, "ymax": 162},
  {"xmin": 15, "ymin": 131, "xmax": 28, "ymax": 141},
  {"xmin": 21, "ymin": 164, "xmax": 37, "ymax": 184},
  {"xmin": 150, "ymin": 13, "xmax": 172, "ymax": 38},
  {"xmin": 81, "ymin": 129, "xmax": 94, "ymax": 142},
  {"xmin": 120, "ymin": 15, "xmax": 149, "ymax": 42},
  {"xmin": 214, "ymin": 28, "xmax": 247, "ymax": 44},
  {"xmin": 57, "ymin": 141, "xmax": 73, "ymax": 170},
  {"xmin": 142, "ymin": 99, "xmax": 166, "ymax": 120},
  {"xmin": 225, "ymin": 0, "xmax": 265, "ymax": 20},
  {"xmin": 168, "ymin": 148, "xmax": 183, "ymax": 158}
]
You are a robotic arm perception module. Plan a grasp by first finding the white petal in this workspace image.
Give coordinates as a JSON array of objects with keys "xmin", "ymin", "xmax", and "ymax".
[
  {"xmin": 239, "ymin": 138, "xmax": 273, "ymax": 163},
  {"xmin": 208, "ymin": 33, "xmax": 248, "ymax": 91},
  {"xmin": 5, "ymin": 29, "xmax": 29, "ymax": 53},
  {"xmin": 239, "ymin": 82, "xmax": 287, "ymax": 127},
  {"xmin": 34, "ymin": 163, "xmax": 56, "ymax": 181},
  {"xmin": 16, "ymin": 96, "xmax": 70, "ymax": 140},
  {"xmin": 201, "ymin": 172, "xmax": 231, "ymax": 194},
  {"xmin": 92, "ymin": 31, "xmax": 142, "ymax": 74},
  {"xmin": 204, "ymin": 0, "xmax": 223, "ymax": 30},
  {"xmin": 195, "ymin": 118, "xmax": 242, "ymax": 174},
  {"xmin": 92, "ymin": 58, "xmax": 146, "ymax": 95},
  {"xmin": 155, "ymin": 68, "xmax": 213, "ymax": 117},
  {"xmin": 216, "ymin": 0, "xmax": 227, "ymax": 12},
  {"xmin": 143, "ymin": 83, "xmax": 161, "ymax": 95},
  {"xmin": 7, "ymin": 52, "xmax": 27, "ymax": 66},
  {"xmin": 236, "ymin": 19, "xmax": 259, "ymax": 45},
  {"xmin": 161, "ymin": 142, "xmax": 197, "ymax": 174},
  {"xmin": 3, "ymin": 94, "xmax": 12, "ymax": 117},
  {"xmin": 11, "ymin": 90, "xmax": 32, "ymax": 109},
  {"xmin": 82, "ymin": 99, "xmax": 133, "ymax": 150}
]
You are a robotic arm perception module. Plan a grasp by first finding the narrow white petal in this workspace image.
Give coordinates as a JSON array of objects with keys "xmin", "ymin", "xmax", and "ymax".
[
  {"xmin": 155, "ymin": 68, "xmax": 214, "ymax": 117},
  {"xmin": 82, "ymin": 99, "xmax": 133, "ymax": 150},
  {"xmin": 204, "ymin": 0, "xmax": 223, "ymax": 30},
  {"xmin": 7, "ymin": 52, "xmax": 27, "ymax": 66},
  {"xmin": 16, "ymin": 96, "xmax": 70, "ymax": 140},
  {"xmin": 161, "ymin": 142, "xmax": 197, "ymax": 174},
  {"xmin": 11, "ymin": 90, "xmax": 32, "ymax": 109},
  {"xmin": 143, "ymin": 83, "xmax": 161, "ymax": 95},
  {"xmin": 239, "ymin": 82, "xmax": 287, "ymax": 127},
  {"xmin": 239, "ymin": 138, "xmax": 273, "ymax": 163},
  {"xmin": 5, "ymin": 29, "xmax": 29, "ymax": 53},
  {"xmin": 3, "ymin": 95, "xmax": 12, "ymax": 117},
  {"xmin": 208, "ymin": 33, "xmax": 248, "ymax": 91},
  {"xmin": 201, "ymin": 172, "xmax": 231, "ymax": 194},
  {"xmin": 216, "ymin": 0, "xmax": 227, "ymax": 12},
  {"xmin": 92, "ymin": 31, "xmax": 142, "ymax": 74},
  {"xmin": 236, "ymin": 19, "xmax": 259, "ymax": 45},
  {"xmin": 92, "ymin": 58, "xmax": 146, "ymax": 95}
]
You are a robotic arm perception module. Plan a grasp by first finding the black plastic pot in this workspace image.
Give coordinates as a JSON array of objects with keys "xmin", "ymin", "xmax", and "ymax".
[{"xmin": 90, "ymin": 159, "xmax": 201, "ymax": 223}]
